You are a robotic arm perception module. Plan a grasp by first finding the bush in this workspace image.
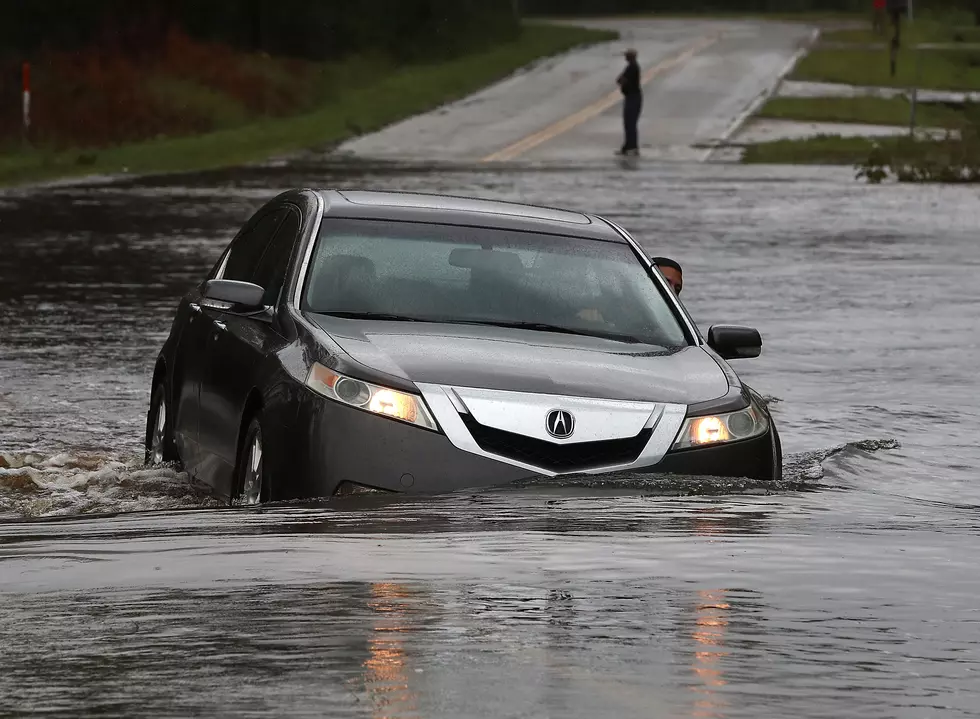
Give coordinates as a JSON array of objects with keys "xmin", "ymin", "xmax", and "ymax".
[
  {"xmin": 0, "ymin": 29, "xmax": 318, "ymax": 148},
  {"xmin": 855, "ymin": 128, "xmax": 980, "ymax": 183}
]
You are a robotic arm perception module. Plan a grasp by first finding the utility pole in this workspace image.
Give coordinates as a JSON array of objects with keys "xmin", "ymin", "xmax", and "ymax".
[
  {"xmin": 887, "ymin": 0, "xmax": 910, "ymax": 77},
  {"xmin": 21, "ymin": 62, "xmax": 30, "ymax": 147},
  {"xmin": 908, "ymin": 0, "xmax": 919, "ymax": 136}
]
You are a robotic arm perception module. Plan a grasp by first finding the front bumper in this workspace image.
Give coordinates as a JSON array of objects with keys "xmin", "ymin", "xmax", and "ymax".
[
  {"xmin": 637, "ymin": 430, "xmax": 778, "ymax": 481},
  {"xmin": 282, "ymin": 391, "xmax": 535, "ymax": 499},
  {"xmin": 279, "ymin": 388, "xmax": 778, "ymax": 499}
]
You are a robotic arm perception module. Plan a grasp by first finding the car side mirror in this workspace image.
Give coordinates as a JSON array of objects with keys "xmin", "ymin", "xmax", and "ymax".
[
  {"xmin": 707, "ymin": 324, "xmax": 762, "ymax": 360},
  {"xmin": 203, "ymin": 279, "xmax": 266, "ymax": 313}
]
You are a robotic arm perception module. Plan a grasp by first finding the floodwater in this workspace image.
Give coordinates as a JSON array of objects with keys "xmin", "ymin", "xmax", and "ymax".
[{"xmin": 2, "ymin": 158, "xmax": 979, "ymax": 718}]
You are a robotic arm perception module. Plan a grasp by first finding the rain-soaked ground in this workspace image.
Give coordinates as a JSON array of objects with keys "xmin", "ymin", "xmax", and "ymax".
[{"xmin": 1, "ymin": 158, "xmax": 979, "ymax": 717}]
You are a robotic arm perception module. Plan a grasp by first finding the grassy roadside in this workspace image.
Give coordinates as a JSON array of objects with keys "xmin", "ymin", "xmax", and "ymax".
[
  {"xmin": 791, "ymin": 46, "xmax": 980, "ymax": 90},
  {"xmin": 756, "ymin": 96, "xmax": 971, "ymax": 129},
  {"xmin": 820, "ymin": 18, "xmax": 980, "ymax": 45},
  {"xmin": 740, "ymin": 15, "xmax": 980, "ymax": 167},
  {"xmin": 742, "ymin": 135, "xmax": 890, "ymax": 165},
  {"xmin": 633, "ymin": 11, "xmax": 860, "ymax": 22},
  {"xmin": 745, "ymin": 132, "xmax": 980, "ymax": 184},
  {"xmin": 0, "ymin": 23, "xmax": 615, "ymax": 188}
]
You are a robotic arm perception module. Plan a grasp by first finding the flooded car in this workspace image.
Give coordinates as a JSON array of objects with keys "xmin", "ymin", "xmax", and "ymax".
[{"xmin": 145, "ymin": 188, "xmax": 781, "ymax": 504}]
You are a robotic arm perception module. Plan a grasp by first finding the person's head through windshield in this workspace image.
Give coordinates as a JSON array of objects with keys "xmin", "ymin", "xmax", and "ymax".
[{"xmin": 652, "ymin": 256, "xmax": 682, "ymax": 295}]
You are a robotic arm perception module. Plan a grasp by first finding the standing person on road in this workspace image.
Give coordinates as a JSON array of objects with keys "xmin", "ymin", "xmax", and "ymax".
[{"xmin": 616, "ymin": 48, "xmax": 642, "ymax": 156}]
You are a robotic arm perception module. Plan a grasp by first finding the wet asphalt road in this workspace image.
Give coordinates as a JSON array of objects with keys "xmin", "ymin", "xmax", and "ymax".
[
  {"xmin": 2, "ymin": 157, "xmax": 979, "ymax": 718},
  {"xmin": 338, "ymin": 19, "xmax": 817, "ymax": 163}
]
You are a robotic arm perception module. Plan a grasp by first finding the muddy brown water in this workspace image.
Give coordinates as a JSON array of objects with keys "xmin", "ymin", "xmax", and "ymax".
[{"xmin": 1, "ymin": 158, "xmax": 979, "ymax": 718}]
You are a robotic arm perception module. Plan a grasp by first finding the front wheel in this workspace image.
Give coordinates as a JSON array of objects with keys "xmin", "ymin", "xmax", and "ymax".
[
  {"xmin": 145, "ymin": 383, "xmax": 179, "ymax": 466},
  {"xmin": 233, "ymin": 416, "xmax": 267, "ymax": 506},
  {"xmin": 771, "ymin": 423, "xmax": 783, "ymax": 481}
]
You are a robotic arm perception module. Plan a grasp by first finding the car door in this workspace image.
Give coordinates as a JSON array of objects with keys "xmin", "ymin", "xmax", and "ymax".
[
  {"xmin": 170, "ymin": 294, "xmax": 213, "ymax": 472},
  {"xmin": 169, "ymin": 207, "xmax": 285, "ymax": 474},
  {"xmin": 197, "ymin": 205, "xmax": 303, "ymax": 494}
]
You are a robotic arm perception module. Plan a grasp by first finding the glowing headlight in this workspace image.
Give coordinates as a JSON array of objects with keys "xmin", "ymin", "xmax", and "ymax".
[
  {"xmin": 305, "ymin": 363, "xmax": 438, "ymax": 431},
  {"xmin": 671, "ymin": 403, "xmax": 769, "ymax": 450}
]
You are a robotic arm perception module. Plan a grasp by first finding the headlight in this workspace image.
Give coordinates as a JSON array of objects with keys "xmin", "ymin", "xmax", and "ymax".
[
  {"xmin": 305, "ymin": 363, "xmax": 438, "ymax": 431},
  {"xmin": 671, "ymin": 403, "xmax": 769, "ymax": 450}
]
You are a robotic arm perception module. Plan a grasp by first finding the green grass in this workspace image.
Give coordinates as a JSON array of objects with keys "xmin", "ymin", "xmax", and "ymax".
[
  {"xmin": 821, "ymin": 19, "xmax": 980, "ymax": 45},
  {"xmin": 634, "ymin": 11, "xmax": 860, "ymax": 22},
  {"xmin": 741, "ymin": 134, "xmax": 889, "ymax": 164},
  {"xmin": 757, "ymin": 95, "xmax": 970, "ymax": 128},
  {"xmin": 0, "ymin": 23, "xmax": 616, "ymax": 187},
  {"xmin": 742, "ymin": 131, "xmax": 980, "ymax": 184},
  {"xmin": 146, "ymin": 76, "xmax": 250, "ymax": 130},
  {"xmin": 791, "ymin": 45, "xmax": 980, "ymax": 90}
]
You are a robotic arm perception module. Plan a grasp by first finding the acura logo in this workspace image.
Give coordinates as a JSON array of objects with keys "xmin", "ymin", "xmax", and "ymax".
[{"xmin": 546, "ymin": 409, "xmax": 575, "ymax": 439}]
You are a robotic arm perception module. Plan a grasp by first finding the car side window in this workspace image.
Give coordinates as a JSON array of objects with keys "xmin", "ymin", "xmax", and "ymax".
[
  {"xmin": 221, "ymin": 209, "xmax": 287, "ymax": 283},
  {"xmin": 252, "ymin": 207, "xmax": 302, "ymax": 307}
]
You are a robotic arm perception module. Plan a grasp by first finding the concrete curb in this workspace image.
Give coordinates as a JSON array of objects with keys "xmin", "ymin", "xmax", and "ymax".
[{"xmin": 701, "ymin": 26, "xmax": 822, "ymax": 163}]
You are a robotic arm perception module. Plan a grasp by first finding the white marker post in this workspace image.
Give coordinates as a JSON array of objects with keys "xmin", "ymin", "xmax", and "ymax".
[{"xmin": 22, "ymin": 62, "xmax": 31, "ymax": 144}]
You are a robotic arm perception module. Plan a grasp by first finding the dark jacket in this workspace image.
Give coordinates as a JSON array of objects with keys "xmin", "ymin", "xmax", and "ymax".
[{"xmin": 618, "ymin": 59, "xmax": 641, "ymax": 97}]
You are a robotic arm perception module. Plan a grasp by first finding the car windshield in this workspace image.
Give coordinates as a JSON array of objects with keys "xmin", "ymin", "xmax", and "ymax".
[{"xmin": 302, "ymin": 218, "xmax": 689, "ymax": 347}]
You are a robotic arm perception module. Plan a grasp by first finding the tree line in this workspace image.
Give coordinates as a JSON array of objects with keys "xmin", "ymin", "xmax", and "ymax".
[
  {"xmin": 0, "ymin": 0, "xmax": 521, "ymax": 62},
  {"xmin": 4, "ymin": 0, "xmax": 979, "ymax": 64}
]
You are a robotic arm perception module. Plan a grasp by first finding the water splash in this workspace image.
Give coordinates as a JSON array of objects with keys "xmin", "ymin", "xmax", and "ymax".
[
  {"xmin": 0, "ymin": 438, "xmax": 901, "ymax": 519},
  {"xmin": 0, "ymin": 452, "xmax": 220, "ymax": 519},
  {"xmin": 784, "ymin": 438, "xmax": 902, "ymax": 484}
]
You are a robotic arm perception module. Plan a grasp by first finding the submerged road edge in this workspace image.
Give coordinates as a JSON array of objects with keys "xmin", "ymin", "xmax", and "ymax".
[{"xmin": 700, "ymin": 26, "xmax": 822, "ymax": 163}]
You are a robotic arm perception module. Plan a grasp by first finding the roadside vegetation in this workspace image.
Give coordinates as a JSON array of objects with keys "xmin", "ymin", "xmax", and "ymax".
[
  {"xmin": 854, "ymin": 131, "xmax": 980, "ymax": 182},
  {"xmin": 742, "ymin": 125, "xmax": 980, "ymax": 181},
  {"xmin": 522, "ymin": 0, "xmax": 871, "ymax": 16},
  {"xmin": 757, "ymin": 96, "xmax": 973, "ymax": 128},
  {"xmin": 791, "ymin": 45, "xmax": 980, "ymax": 90},
  {"xmin": 0, "ymin": 2, "xmax": 615, "ymax": 186},
  {"xmin": 819, "ymin": 17, "xmax": 980, "ymax": 44},
  {"xmin": 739, "ymin": 4, "xmax": 980, "ymax": 181},
  {"xmin": 0, "ymin": 23, "xmax": 613, "ymax": 187},
  {"xmin": 742, "ymin": 134, "xmax": 886, "ymax": 165}
]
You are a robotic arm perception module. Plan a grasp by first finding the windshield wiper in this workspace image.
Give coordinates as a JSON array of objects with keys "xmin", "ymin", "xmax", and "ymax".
[
  {"xmin": 451, "ymin": 319, "xmax": 641, "ymax": 344},
  {"xmin": 320, "ymin": 311, "xmax": 433, "ymax": 322}
]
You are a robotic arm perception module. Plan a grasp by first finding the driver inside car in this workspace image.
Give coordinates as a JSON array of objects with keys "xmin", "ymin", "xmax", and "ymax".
[{"xmin": 652, "ymin": 256, "xmax": 682, "ymax": 295}]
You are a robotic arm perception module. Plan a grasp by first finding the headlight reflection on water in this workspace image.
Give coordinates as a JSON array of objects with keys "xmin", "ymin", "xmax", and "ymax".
[{"xmin": 361, "ymin": 582, "xmax": 420, "ymax": 718}]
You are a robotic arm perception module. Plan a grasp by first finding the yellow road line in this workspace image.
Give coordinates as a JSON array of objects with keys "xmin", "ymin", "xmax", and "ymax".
[{"xmin": 481, "ymin": 32, "xmax": 724, "ymax": 163}]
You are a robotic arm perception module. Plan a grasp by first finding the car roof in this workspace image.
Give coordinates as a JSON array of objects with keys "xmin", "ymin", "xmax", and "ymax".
[{"xmin": 315, "ymin": 189, "xmax": 626, "ymax": 242}]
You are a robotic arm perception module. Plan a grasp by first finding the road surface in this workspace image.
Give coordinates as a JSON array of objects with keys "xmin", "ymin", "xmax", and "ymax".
[
  {"xmin": 337, "ymin": 18, "xmax": 818, "ymax": 164},
  {"xmin": 4, "ymin": 20, "xmax": 980, "ymax": 717},
  {"xmin": 3, "ymin": 159, "xmax": 980, "ymax": 717}
]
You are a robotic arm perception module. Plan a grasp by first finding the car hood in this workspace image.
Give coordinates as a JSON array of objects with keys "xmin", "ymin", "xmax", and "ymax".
[{"xmin": 307, "ymin": 314, "xmax": 731, "ymax": 404}]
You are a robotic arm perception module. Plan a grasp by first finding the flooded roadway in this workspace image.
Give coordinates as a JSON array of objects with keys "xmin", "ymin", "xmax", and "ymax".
[{"xmin": 2, "ymin": 158, "xmax": 980, "ymax": 717}]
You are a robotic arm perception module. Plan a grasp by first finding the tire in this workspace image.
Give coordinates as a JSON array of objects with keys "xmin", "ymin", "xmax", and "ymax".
[
  {"xmin": 233, "ymin": 415, "xmax": 267, "ymax": 507},
  {"xmin": 145, "ymin": 383, "xmax": 179, "ymax": 466},
  {"xmin": 771, "ymin": 423, "xmax": 783, "ymax": 481}
]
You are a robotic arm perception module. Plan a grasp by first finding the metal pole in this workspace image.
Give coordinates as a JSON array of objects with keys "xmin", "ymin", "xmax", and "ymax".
[
  {"xmin": 909, "ymin": 49, "xmax": 921, "ymax": 136},
  {"xmin": 21, "ymin": 62, "xmax": 30, "ymax": 147},
  {"xmin": 908, "ymin": 0, "xmax": 918, "ymax": 136}
]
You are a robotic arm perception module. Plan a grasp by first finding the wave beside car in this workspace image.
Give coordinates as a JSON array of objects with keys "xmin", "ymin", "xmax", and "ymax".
[{"xmin": 145, "ymin": 189, "xmax": 781, "ymax": 505}]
